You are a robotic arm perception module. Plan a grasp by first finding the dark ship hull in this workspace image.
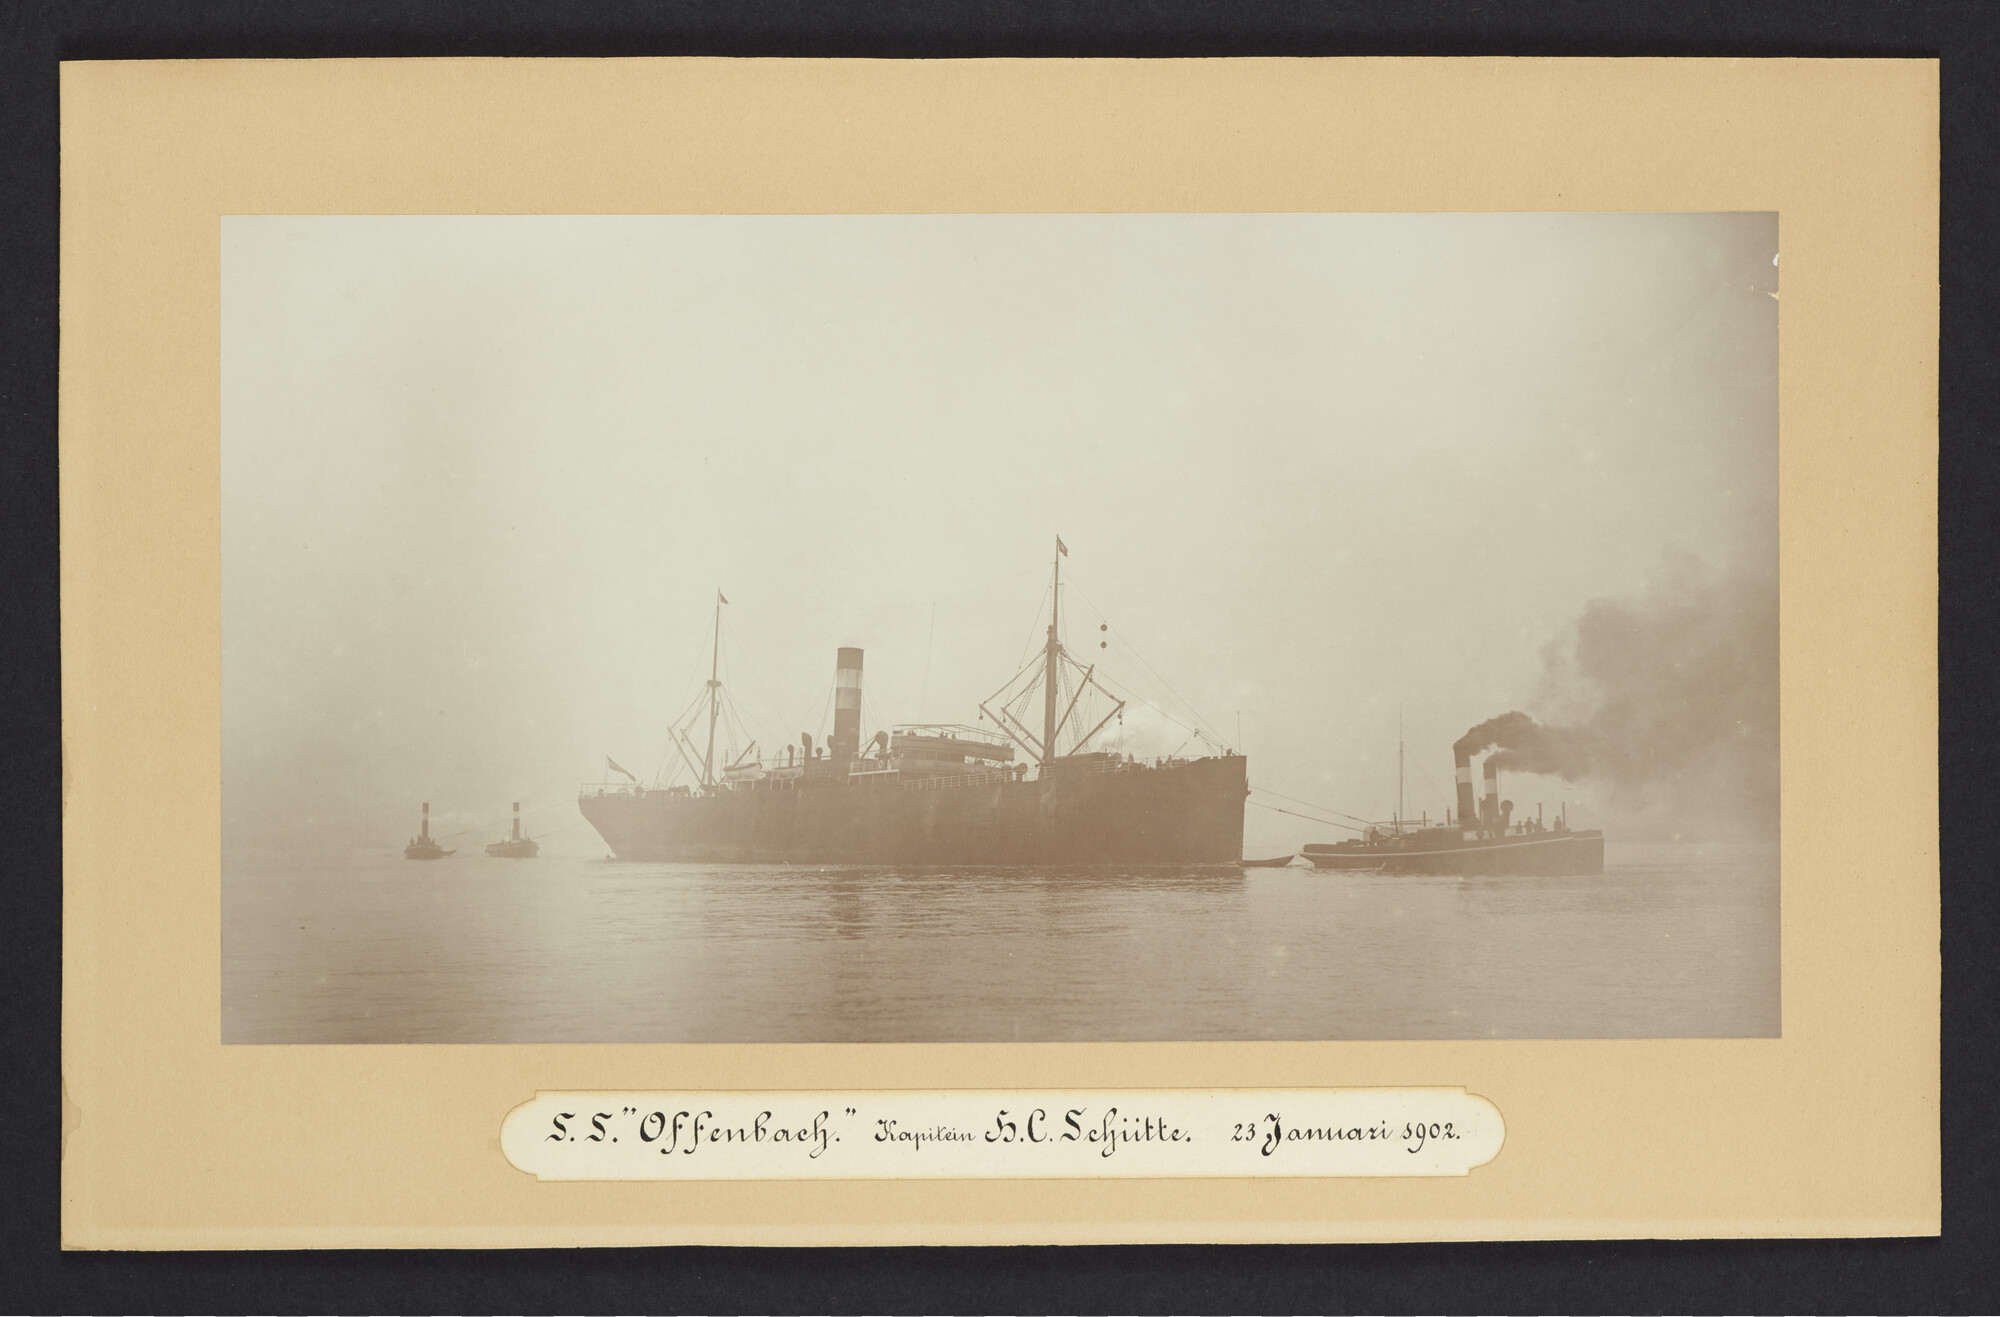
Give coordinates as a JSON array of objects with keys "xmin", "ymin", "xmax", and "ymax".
[
  {"xmin": 579, "ymin": 753, "xmax": 1248, "ymax": 865},
  {"xmin": 1303, "ymin": 828, "xmax": 1604, "ymax": 876}
]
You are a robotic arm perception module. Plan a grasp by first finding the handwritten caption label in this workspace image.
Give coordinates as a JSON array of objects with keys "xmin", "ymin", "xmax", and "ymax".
[{"xmin": 501, "ymin": 1088, "xmax": 1503, "ymax": 1180}]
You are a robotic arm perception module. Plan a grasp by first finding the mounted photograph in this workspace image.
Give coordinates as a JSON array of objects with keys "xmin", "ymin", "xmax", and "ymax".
[{"xmin": 221, "ymin": 210, "xmax": 1779, "ymax": 1044}]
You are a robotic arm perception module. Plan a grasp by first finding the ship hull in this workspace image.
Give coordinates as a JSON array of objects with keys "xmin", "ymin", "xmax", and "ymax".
[
  {"xmin": 1303, "ymin": 830, "xmax": 1604, "ymax": 876},
  {"xmin": 578, "ymin": 755, "xmax": 1248, "ymax": 865}
]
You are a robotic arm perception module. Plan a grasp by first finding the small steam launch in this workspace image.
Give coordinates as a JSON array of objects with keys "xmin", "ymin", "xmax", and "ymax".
[
  {"xmin": 484, "ymin": 801, "xmax": 540, "ymax": 859},
  {"xmin": 1303, "ymin": 716, "xmax": 1604, "ymax": 875},
  {"xmin": 403, "ymin": 802, "xmax": 454, "ymax": 860}
]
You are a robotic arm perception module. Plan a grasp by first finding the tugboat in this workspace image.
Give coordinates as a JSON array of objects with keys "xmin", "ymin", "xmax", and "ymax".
[
  {"xmin": 1302, "ymin": 754, "xmax": 1603, "ymax": 875},
  {"xmin": 403, "ymin": 802, "xmax": 454, "ymax": 860},
  {"xmin": 484, "ymin": 801, "xmax": 540, "ymax": 859}
]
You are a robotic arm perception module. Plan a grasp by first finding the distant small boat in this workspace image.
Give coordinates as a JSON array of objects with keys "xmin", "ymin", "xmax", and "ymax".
[
  {"xmin": 404, "ymin": 802, "xmax": 455, "ymax": 860},
  {"xmin": 1240, "ymin": 854, "xmax": 1295, "ymax": 868},
  {"xmin": 485, "ymin": 801, "xmax": 540, "ymax": 859}
]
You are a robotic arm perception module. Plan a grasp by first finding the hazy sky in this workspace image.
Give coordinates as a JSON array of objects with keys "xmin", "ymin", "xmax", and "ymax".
[{"xmin": 222, "ymin": 212, "xmax": 1778, "ymax": 854}]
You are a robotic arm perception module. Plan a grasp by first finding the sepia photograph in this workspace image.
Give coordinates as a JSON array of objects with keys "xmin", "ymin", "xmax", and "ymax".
[{"xmin": 221, "ymin": 210, "xmax": 1780, "ymax": 1045}]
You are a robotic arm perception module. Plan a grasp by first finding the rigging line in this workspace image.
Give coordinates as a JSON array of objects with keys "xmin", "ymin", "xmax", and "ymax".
[
  {"xmin": 666, "ymin": 608, "xmax": 716, "ymax": 724},
  {"xmin": 743, "ymin": 658, "xmax": 832, "ymax": 752},
  {"xmin": 514, "ymin": 816, "xmax": 597, "ymax": 840},
  {"xmin": 1016, "ymin": 578, "xmax": 1054, "ymax": 671},
  {"xmin": 1247, "ymin": 800, "xmax": 1366, "ymax": 835},
  {"xmin": 718, "ymin": 626, "xmax": 783, "ymax": 717},
  {"xmin": 1089, "ymin": 670, "xmax": 1202, "ymax": 738},
  {"xmin": 1062, "ymin": 578, "xmax": 1226, "ymax": 745},
  {"xmin": 807, "ymin": 674, "xmax": 835, "ymax": 741},
  {"xmin": 1068, "ymin": 577, "xmax": 1224, "ymax": 743},
  {"xmin": 919, "ymin": 601, "xmax": 935, "ymax": 722},
  {"xmin": 435, "ymin": 804, "xmax": 597, "ymax": 844},
  {"xmin": 715, "ymin": 631, "xmax": 780, "ymax": 752},
  {"xmin": 1412, "ymin": 756, "xmax": 1451, "ymax": 816},
  {"xmin": 430, "ymin": 803, "xmax": 572, "ymax": 843},
  {"xmin": 727, "ymin": 564, "xmax": 1049, "ymax": 619},
  {"xmin": 1249, "ymin": 785, "xmax": 1377, "ymax": 828},
  {"xmin": 725, "ymin": 628, "xmax": 797, "ymax": 741}
]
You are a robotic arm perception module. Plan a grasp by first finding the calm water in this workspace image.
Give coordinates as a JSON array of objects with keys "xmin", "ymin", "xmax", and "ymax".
[{"xmin": 222, "ymin": 842, "xmax": 1779, "ymax": 1043}]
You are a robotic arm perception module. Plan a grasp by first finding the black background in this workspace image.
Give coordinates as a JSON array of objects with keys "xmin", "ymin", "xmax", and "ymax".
[{"xmin": 4, "ymin": 1, "xmax": 1993, "ymax": 1310}]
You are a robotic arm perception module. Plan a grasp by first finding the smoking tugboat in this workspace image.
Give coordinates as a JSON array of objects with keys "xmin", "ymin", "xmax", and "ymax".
[
  {"xmin": 403, "ymin": 802, "xmax": 454, "ymax": 860},
  {"xmin": 484, "ymin": 801, "xmax": 540, "ymax": 858},
  {"xmin": 1302, "ymin": 751, "xmax": 1603, "ymax": 876}
]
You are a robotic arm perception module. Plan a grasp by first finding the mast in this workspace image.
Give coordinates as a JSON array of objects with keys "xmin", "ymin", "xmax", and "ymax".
[
  {"xmin": 1042, "ymin": 537, "xmax": 1062, "ymax": 766},
  {"xmin": 1397, "ymin": 707, "xmax": 1404, "ymax": 833},
  {"xmin": 702, "ymin": 590, "xmax": 723, "ymax": 787},
  {"xmin": 978, "ymin": 537, "xmax": 1118, "ymax": 766}
]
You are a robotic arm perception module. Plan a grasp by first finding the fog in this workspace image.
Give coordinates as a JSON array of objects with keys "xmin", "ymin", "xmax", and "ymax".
[
  {"xmin": 221, "ymin": 213, "xmax": 1778, "ymax": 855},
  {"xmin": 1458, "ymin": 553, "xmax": 1779, "ymax": 838}
]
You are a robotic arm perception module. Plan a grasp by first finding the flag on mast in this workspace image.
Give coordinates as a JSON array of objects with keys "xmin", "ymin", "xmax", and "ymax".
[
  {"xmin": 1056, "ymin": 536, "xmax": 1067, "ymax": 557},
  {"xmin": 717, "ymin": 590, "xmax": 729, "ymax": 605}
]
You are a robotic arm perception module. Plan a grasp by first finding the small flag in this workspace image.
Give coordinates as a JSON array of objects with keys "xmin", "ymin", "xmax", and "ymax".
[
  {"xmin": 607, "ymin": 756, "xmax": 636, "ymax": 781},
  {"xmin": 1056, "ymin": 536, "xmax": 1068, "ymax": 557},
  {"xmin": 718, "ymin": 589, "xmax": 730, "ymax": 605}
]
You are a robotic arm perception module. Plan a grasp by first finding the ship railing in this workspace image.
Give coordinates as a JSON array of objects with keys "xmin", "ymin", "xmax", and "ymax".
[
  {"xmin": 891, "ymin": 722, "xmax": 1015, "ymax": 749},
  {"xmin": 1046, "ymin": 755, "xmax": 1151, "ymax": 778},
  {"xmin": 901, "ymin": 767, "xmax": 1022, "ymax": 792}
]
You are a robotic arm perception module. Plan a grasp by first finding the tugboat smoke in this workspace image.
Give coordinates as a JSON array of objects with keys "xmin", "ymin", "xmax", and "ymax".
[
  {"xmin": 1455, "ymin": 553, "xmax": 1779, "ymax": 837},
  {"xmin": 1454, "ymin": 710, "xmax": 1586, "ymax": 775}
]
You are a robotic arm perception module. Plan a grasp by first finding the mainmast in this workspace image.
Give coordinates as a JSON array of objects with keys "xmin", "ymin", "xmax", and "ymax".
[
  {"xmin": 979, "ymin": 536, "xmax": 1119, "ymax": 767},
  {"xmin": 1041, "ymin": 536, "xmax": 1064, "ymax": 766},
  {"xmin": 702, "ymin": 589, "xmax": 724, "ymax": 787}
]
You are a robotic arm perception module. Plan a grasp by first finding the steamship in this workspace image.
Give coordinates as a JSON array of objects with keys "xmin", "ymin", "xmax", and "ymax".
[
  {"xmin": 1301, "ymin": 750, "xmax": 1603, "ymax": 875},
  {"xmin": 576, "ymin": 542, "xmax": 1248, "ymax": 865}
]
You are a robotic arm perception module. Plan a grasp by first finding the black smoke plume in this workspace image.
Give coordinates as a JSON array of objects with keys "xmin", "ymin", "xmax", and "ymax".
[{"xmin": 1457, "ymin": 553, "xmax": 1778, "ymax": 838}]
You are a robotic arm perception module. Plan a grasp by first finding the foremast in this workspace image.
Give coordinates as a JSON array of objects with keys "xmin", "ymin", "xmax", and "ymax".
[{"xmin": 659, "ymin": 589, "xmax": 738, "ymax": 794}]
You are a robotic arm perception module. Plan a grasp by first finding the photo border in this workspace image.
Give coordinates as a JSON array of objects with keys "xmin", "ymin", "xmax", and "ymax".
[{"xmin": 59, "ymin": 56, "xmax": 1938, "ymax": 1248}]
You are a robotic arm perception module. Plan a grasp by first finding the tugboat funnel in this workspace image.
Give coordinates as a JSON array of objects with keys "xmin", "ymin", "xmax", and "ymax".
[{"xmin": 1454, "ymin": 751, "xmax": 1478, "ymax": 834}]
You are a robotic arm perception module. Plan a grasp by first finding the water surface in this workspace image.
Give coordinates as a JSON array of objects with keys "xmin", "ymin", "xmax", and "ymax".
[{"xmin": 222, "ymin": 842, "xmax": 1779, "ymax": 1043}]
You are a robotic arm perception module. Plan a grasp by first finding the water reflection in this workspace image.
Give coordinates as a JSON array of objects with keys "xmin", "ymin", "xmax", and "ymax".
[{"xmin": 222, "ymin": 844, "xmax": 1778, "ymax": 1044}]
